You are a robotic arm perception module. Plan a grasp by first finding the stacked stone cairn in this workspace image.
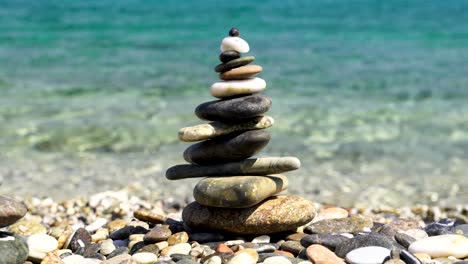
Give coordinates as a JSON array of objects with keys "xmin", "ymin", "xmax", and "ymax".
[
  {"xmin": 0, "ymin": 196, "xmax": 29, "ymax": 262},
  {"xmin": 166, "ymin": 28, "xmax": 316, "ymax": 235}
]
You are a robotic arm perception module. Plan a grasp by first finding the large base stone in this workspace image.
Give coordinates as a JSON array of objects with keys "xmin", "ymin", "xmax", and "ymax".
[{"xmin": 182, "ymin": 195, "xmax": 316, "ymax": 234}]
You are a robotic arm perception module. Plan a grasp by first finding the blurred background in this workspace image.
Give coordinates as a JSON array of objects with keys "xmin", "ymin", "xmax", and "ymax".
[{"xmin": 1, "ymin": 0, "xmax": 467, "ymax": 207}]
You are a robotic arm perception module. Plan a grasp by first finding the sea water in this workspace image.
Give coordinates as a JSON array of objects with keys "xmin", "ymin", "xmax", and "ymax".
[{"xmin": 1, "ymin": 0, "xmax": 468, "ymax": 207}]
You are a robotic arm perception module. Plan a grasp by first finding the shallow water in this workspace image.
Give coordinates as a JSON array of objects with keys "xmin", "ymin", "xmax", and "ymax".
[{"xmin": 1, "ymin": 0, "xmax": 468, "ymax": 206}]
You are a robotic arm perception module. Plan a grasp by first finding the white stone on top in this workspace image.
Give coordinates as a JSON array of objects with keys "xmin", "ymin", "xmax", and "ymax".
[{"xmin": 220, "ymin": 37, "xmax": 250, "ymax": 53}]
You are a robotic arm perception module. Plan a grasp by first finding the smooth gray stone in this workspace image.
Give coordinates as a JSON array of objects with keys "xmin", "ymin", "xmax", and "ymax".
[
  {"xmin": 166, "ymin": 157, "xmax": 300, "ymax": 180},
  {"xmin": 195, "ymin": 94, "xmax": 271, "ymax": 122},
  {"xmin": 300, "ymin": 234, "xmax": 350, "ymax": 251},
  {"xmin": 214, "ymin": 56, "xmax": 255, "ymax": 73},
  {"xmin": 183, "ymin": 130, "xmax": 270, "ymax": 165},
  {"xmin": 178, "ymin": 116, "xmax": 274, "ymax": 142},
  {"xmin": 193, "ymin": 175, "xmax": 288, "ymax": 208},
  {"xmin": 335, "ymin": 232, "xmax": 396, "ymax": 258},
  {"xmin": 0, "ymin": 233, "xmax": 28, "ymax": 264}
]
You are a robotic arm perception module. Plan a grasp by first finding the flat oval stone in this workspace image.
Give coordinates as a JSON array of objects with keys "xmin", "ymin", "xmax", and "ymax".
[
  {"xmin": 408, "ymin": 234, "xmax": 468, "ymax": 258},
  {"xmin": 219, "ymin": 50, "xmax": 240, "ymax": 63},
  {"xmin": 300, "ymin": 234, "xmax": 350, "ymax": 251},
  {"xmin": 306, "ymin": 244, "xmax": 344, "ymax": 264},
  {"xmin": 220, "ymin": 36, "xmax": 249, "ymax": 53},
  {"xmin": 183, "ymin": 130, "xmax": 270, "ymax": 165},
  {"xmin": 346, "ymin": 246, "xmax": 390, "ymax": 264},
  {"xmin": 193, "ymin": 175, "xmax": 288, "ymax": 208},
  {"xmin": 335, "ymin": 233, "xmax": 395, "ymax": 258},
  {"xmin": 0, "ymin": 233, "xmax": 29, "ymax": 264},
  {"xmin": 264, "ymin": 256, "xmax": 292, "ymax": 264},
  {"xmin": 210, "ymin": 77, "xmax": 266, "ymax": 98},
  {"xmin": 182, "ymin": 195, "xmax": 316, "ymax": 234},
  {"xmin": 179, "ymin": 116, "xmax": 273, "ymax": 142},
  {"xmin": 214, "ymin": 56, "xmax": 255, "ymax": 73},
  {"xmin": 166, "ymin": 156, "xmax": 299, "ymax": 180},
  {"xmin": 195, "ymin": 94, "xmax": 271, "ymax": 122},
  {"xmin": 220, "ymin": 65, "xmax": 263, "ymax": 81},
  {"xmin": 144, "ymin": 226, "xmax": 172, "ymax": 244},
  {"xmin": 0, "ymin": 196, "xmax": 27, "ymax": 228},
  {"xmin": 305, "ymin": 215, "xmax": 373, "ymax": 234},
  {"xmin": 132, "ymin": 252, "xmax": 158, "ymax": 264}
]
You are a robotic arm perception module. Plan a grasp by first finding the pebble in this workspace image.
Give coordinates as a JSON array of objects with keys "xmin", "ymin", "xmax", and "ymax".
[
  {"xmin": 312, "ymin": 207, "xmax": 349, "ymax": 223},
  {"xmin": 204, "ymin": 255, "xmax": 222, "ymax": 264},
  {"xmin": 228, "ymin": 248, "xmax": 258, "ymax": 264},
  {"xmin": 379, "ymin": 218, "xmax": 422, "ymax": 238},
  {"xmin": 183, "ymin": 130, "xmax": 271, "ymax": 165},
  {"xmin": 62, "ymin": 254, "xmax": 86, "ymax": 264},
  {"xmin": 219, "ymin": 50, "xmax": 240, "ymax": 63},
  {"xmin": 335, "ymin": 232, "xmax": 395, "ymax": 258},
  {"xmin": 193, "ymin": 175, "xmax": 288, "ymax": 208},
  {"xmin": 229, "ymin": 28, "xmax": 240, "ymax": 37},
  {"xmin": 177, "ymin": 115, "xmax": 274, "ymax": 143},
  {"xmin": 305, "ymin": 215, "xmax": 373, "ymax": 234},
  {"xmin": 210, "ymin": 77, "xmax": 266, "ymax": 98},
  {"xmin": 408, "ymin": 234, "xmax": 468, "ymax": 258},
  {"xmin": 345, "ymin": 246, "xmax": 391, "ymax": 264},
  {"xmin": 220, "ymin": 36, "xmax": 250, "ymax": 53},
  {"xmin": 132, "ymin": 252, "xmax": 158, "ymax": 264},
  {"xmin": 395, "ymin": 228, "xmax": 428, "ymax": 248},
  {"xmin": 220, "ymin": 65, "xmax": 263, "ymax": 80},
  {"xmin": 216, "ymin": 243, "xmax": 234, "ymax": 253},
  {"xmin": 300, "ymin": 234, "xmax": 350, "ymax": 250},
  {"xmin": 195, "ymin": 93, "xmax": 272, "ymax": 122},
  {"xmin": 0, "ymin": 196, "xmax": 28, "ymax": 228},
  {"xmin": 214, "ymin": 56, "xmax": 255, "ymax": 73},
  {"xmin": 424, "ymin": 218, "xmax": 456, "ymax": 236},
  {"xmin": 85, "ymin": 218, "xmax": 108, "ymax": 232},
  {"xmin": 413, "ymin": 253, "xmax": 431, "ymax": 261},
  {"xmin": 8, "ymin": 218, "xmax": 47, "ymax": 235},
  {"xmin": 183, "ymin": 195, "xmax": 316, "ymax": 234},
  {"xmin": 134, "ymin": 210, "xmax": 166, "ymax": 224},
  {"xmin": 306, "ymin": 244, "xmax": 344, "ymax": 264},
  {"xmin": 454, "ymin": 224, "xmax": 468, "ymax": 236},
  {"xmin": 27, "ymin": 234, "xmax": 59, "ymax": 257},
  {"xmin": 167, "ymin": 231, "xmax": 189, "ymax": 245},
  {"xmin": 100, "ymin": 239, "xmax": 116, "ymax": 255},
  {"xmin": 252, "ymin": 235, "xmax": 271, "ymax": 243},
  {"xmin": 0, "ymin": 233, "xmax": 29, "ymax": 264},
  {"xmin": 102, "ymin": 254, "xmax": 133, "ymax": 264},
  {"xmin": 69, "ymin": 227, "xmax": 92, "ymax": 251},
  {"xmin": 162, "ymin": 242, "xmax": 191, "ymax": 256},
  {"xmin": 144, "ymin": 225, "xmax": 172, "ymax": 243},
  {"xmin": 280, "ymin": 240, "xmax": 304, "ymax": 255},
  {"xmin": 107, "ymin": 219, "xmax": 128, "ymax": 233},
  {"xmin": 263, "ymin": 256, "xmax": 293, "ymax": 264}
]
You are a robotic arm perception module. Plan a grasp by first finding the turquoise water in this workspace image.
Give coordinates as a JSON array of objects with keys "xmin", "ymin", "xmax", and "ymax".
[{"xmin": 1, "ymin": 0, "xmax": 468, "ymax": 206}]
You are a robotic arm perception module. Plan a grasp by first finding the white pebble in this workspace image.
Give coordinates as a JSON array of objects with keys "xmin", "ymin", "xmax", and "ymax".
[
  {"xmin": 346, "ymin": 246, "xmax": 390, "ymax": 264},
  {"xmin": 100, "ymin": 239, "xmax": 116, "ymax": 255},
  {"xmin": 251, "ymin": 235, "xmax": 270, "ymax": 243},
  {"xmin": 62, "ymin": 254, "xmax": 86, "ymax": 264},
  {"xmin": 132, "ymin": 252, "xmax": 158, "ymax": 264},
  {"xmin": 210, "ymin": 77, "xmax": 266, "ymax": 98},
  {"xmin": 408, "ymin": 234, "xmax": 468, "ymax": 258},
  {"xmin": 264, "ymin": 256, "xmax": 293, "ymax": 264},
  {"xmin": 203, "ymin": 255, "xmax": 222, "ymax": 264},
  {"xmin": 85, "ymin": 218, "xmax": 107, "ymax": 232},
  {"xmin": 220, "ymin": 37, "xmax": 249, "ymax": 53},
  {"xmin": 27, "ymin": 234, "xmax": 58, "ymax": 253},
  {"xmin": 166, "ymin": 242, "xmax": 191, "ymax": 255}
]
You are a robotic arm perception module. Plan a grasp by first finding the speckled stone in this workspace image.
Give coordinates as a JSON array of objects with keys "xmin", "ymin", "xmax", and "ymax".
[
  {"xmin": 305, "ymin": 215, "xmax": 373, "ymax": 234},
  {"xmin": 183, "ymin": 130, "xmax": 271, "ymax": 165},
  {"xmin": 183, "ymin": 195, "xmax": 316, "ymax": 234},
  {"xmin": 379, "ymin": 218, "xmax": 422, "ymax": 238},
  {"xmin": 408, "ymin": 234, "xmax": 468, "ymax": 258},
  {"xmin": 214, "ymin": 56, "xmax": 254, "ymax": 73},
  {"xmin": 0, "ymin": 196, "xmax": 27, "ymax": 228},
  {"xmin": 166, "ymin": 156, "xmax": 299, "ymax": 180},
  {"xmin": 220, "ymin": 65, "xmax": 263, "ymax": 80},
  {"xmin": 0, "ymin": 233, "xmax": 29, "ymax": 264},
  {"xmin": 178, "ymin": 116, "xmax": 274, "ymax": 142},
  {"xmin": 195, "ymin": 94, "xmax": 272, "ymax": 122},
  {"xmin": 8, "ymin": 218, "xmax": 47, "ymax": 235},
  {"xmin": 193, "ymin": 175, "xmax": 288, "ymax": 208}
]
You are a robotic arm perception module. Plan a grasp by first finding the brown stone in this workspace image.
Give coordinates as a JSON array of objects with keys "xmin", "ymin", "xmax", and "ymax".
[
  {"xmin": 313, "ymin": 207, "xmax": 349, "ymax": 223},
  {"xmin": 219, "ymin": 65, "xmax": 263, "ymax": 80},
  {"xmin": 182, "ymin": 195, "xmax": 316, "ymax": 234},
  {"xmin": 133, "ymin": 210, "xmax": 166, "ymax": 224},
  {"xmin": 306, "ymin": 244, "xmax": 345, "ymax": 264}
]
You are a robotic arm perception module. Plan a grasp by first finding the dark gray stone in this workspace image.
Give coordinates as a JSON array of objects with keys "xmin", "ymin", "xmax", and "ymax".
[
  {"xmin": 425, "ymin": 218, "xmax": 456, "ymax": 236},
  {"xmin": 400, "ymin": 249, "xmax": 422, "ymax": 264},
  {"xmin": 280, "ymin": 240, "xmax": 304, "ymax": 255},
  {"xmin": 129, "ymin": 241, "xmax": 146, "ymax": 255},
  {"xmin": 214, "ymin": 56, "xmax": 255, "ymax": 73},
  {"xmin": 335, "ymin": 232, "xmax": 396, "ymax": 258},
  {"xmin": 183, "ymin": 130, "xmax": 270, "ymax": 165},
  {"xmin": 0, "ymin": 232, "xmax": 28, "ymax": 264},
  {"xmin": 144, "ymin": 225, "xmax": 172, "ymax": 244},
  {"xmin": 219, "ymin": 50, "xmax": 240, "ymax": 63},
  {"xmin": 69, "ymin": 228, "xmax": 92, "ymax": 252},
  {"xmin": 106, "ymin": 246, "xmax": 129, "ymax": 258},
  {"xmin": 188, "ymin": 232, "xmax": 228, "ymax": 243},
  {"xmin": 395, "ymin": 232, "xmax": 416, "ymax": 248},
  {"xmin": 171, "ymin": 253, "xmax": 196, "ymax": 262},
  {"xmin": 300, "ymin": 234, "xmax": 350, "ymax": 250},
  {"xmin": 195, "ymin": 94, "xmax": 272, "ymax": 122}
]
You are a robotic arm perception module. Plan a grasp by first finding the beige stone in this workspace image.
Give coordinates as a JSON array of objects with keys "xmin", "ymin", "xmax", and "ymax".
[
  {"xmin": 220, "ymin": 65, "xmax": 263, "ymax": 80},
  {"xmin": 306, "ymin": 244, "xmax": 345, "ymax": 264}
]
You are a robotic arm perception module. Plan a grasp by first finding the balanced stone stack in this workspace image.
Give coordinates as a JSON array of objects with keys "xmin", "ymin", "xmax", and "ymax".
[{"xmin": 166, "ymin": 28, "xmax": 316, "ymax": 235}]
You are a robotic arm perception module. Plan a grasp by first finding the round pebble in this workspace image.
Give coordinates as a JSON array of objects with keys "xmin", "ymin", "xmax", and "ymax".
[
  {"xmin": 229, "ymin": 28, "xmax": 240, "ymax": 37},
  {"xmin": 345, "ymin": 246, "xmax": 390, "ymax": 264},
  {"xmin": 132, "ymin": 252, "xmax": 158, "ymax": 264},
  {"xmin": 62, "ymin": 254, "xmax": 86, "ymax": 264},
  {"xmin": 220, "ymin": 36, "xmax": 249, "ymax": 53},
  {"xmin": 27, "ymin": 234, "xmax": 58, "ymax": 254}
]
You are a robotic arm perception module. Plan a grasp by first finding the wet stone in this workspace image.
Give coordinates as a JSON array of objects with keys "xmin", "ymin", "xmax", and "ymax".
[
  {"xmin": 183, "ymin": 130, "xmax": 271, "ymax": 165},
  {"xmin": 305, "ymin": 215, "xmax": 373, "ymax": 234},
  {"xmin": 195, "ymin": 94, "xmax": 272, "ymax": 122},
  {"xmin": 300, "ymin": 234, "xmax": 350, "ymax": 251},
  {"xmin": 193, "ymin": 175, "xmax": 288, "ymax": 208}
]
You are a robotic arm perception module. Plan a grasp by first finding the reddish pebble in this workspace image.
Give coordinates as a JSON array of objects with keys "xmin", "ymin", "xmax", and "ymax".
[
  {"xmin": 306, "ymin": 244, "xmax": 345, "ymax": 264},
  {"xmin": 274, "ymin": 250, "xmax": 294, "ymax": 258},
  {"xmin": 216, "ymin": 243, "xmax": 234, "ymax": 253}
]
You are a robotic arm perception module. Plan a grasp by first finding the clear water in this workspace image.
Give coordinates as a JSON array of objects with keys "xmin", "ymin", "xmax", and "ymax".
[{"xmin": 1, "ymin": 0, "xmax": 468, "ymax": 206}]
